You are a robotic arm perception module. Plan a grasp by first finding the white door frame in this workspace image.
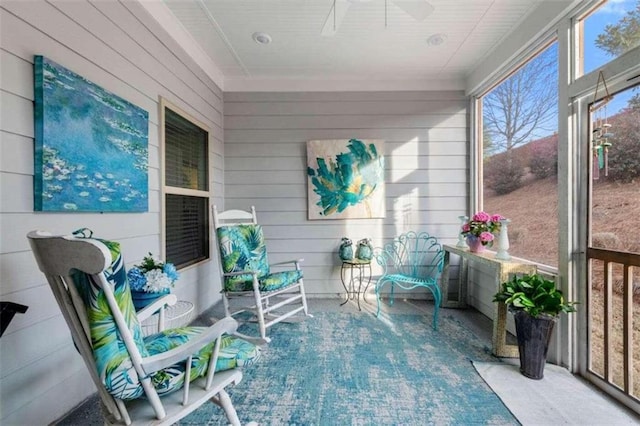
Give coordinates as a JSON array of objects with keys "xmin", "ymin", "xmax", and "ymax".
[{"xmin": 571, "ymin": 45, "xmax": 640, "ymax": 414}]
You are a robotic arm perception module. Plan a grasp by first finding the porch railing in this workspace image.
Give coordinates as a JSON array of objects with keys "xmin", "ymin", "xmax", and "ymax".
[{"xmin": 587, "ymin": 247, "xmax": 639, "ymax": 404}]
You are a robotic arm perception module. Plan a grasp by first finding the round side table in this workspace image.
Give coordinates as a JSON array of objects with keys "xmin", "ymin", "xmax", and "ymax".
[
  {"xmin": 141, "ymin": 300, "xmax": 194, "ymax": 335},
  {"xmin": 340, "ymin": 259, "xmax": 372, "ymax": 311}
]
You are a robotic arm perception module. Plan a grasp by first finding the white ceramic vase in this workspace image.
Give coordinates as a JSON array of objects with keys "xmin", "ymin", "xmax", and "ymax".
[
  {"xmin": 456, "ymin": 215, "xmax": 469, "ymax": 248},
  {"xmin": 495, "ymin": 218, "xmax": 511, "ymax": 260}
]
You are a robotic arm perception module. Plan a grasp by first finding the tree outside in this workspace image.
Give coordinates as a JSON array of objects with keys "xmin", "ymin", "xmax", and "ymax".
[
  {"xmin": 482, "ymin": 43, "xmax": 558, "ymax": 156},
  {"xmin": 594, "ymin": 2, "xmax": 640, "ymax": 57}
]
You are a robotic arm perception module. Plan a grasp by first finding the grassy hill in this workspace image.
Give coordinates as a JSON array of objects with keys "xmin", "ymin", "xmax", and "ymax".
[{"xmin": 484, "ymin": 176, "xmax": 640, "ymax": 267}]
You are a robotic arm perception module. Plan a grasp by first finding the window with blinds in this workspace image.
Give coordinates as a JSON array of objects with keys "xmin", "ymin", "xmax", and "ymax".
[{"xmin": 163, "ymin": 103, "xmax": 210, "ymax": 269}]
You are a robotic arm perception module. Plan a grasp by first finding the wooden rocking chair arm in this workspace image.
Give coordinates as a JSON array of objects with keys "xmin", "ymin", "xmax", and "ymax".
[
  {"xmin": 223, "ymin": 270, "xmax": 259, "ymax": 277},
  {"xmin": 141, "ymin": 316, "xmax": 240, "ymax": 374},
  {"xmin": 269, "ymin": 259, "xmax": 304, "ymax": 267},
  {"xmin": 231, "ymin": 332, "xmax": 269, "ymax": 346},
  {"xmin": 136, "ymin": 294, "xmax": 177, "ymax": 323}
]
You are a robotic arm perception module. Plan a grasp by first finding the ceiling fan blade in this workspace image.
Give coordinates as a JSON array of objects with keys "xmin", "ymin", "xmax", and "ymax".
[
  {"xmin": 321, "ymin": 0, "xmax": 351, "ymax": 37},
  {"xmin": 392, "ymin": 0, "xmax": 434, "ymax": 21}
]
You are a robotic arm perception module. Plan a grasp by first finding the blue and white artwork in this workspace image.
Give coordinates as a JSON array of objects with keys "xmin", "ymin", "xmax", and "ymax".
[
  {"xmin": 34, "ymin": 56, "xmax": 148, "ymax": 212},
  {"xmin": 307, "ymin": 139, "xmax": 385, "ymax": 220}
]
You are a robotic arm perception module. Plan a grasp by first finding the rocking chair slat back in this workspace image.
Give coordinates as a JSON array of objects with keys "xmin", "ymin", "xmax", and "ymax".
[
  {"xmin": 28, "ymin": 232, "xmax": 127, "ymax": 422},
  {"xmin": 28, "ymin": 231, "xmax": 255, "ymax": 425},
  {"xmin": 212, "ymin": 205, "xmax": 312, "ymax": 342}
]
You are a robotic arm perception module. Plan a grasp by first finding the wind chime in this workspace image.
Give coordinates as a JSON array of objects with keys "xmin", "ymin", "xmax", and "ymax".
[{"xmin": 590, "ymin": 71, "xmax": 615, "ymax": 180}]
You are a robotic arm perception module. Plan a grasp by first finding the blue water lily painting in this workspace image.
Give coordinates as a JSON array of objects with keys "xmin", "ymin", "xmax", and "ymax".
[
  {"xmin": 307, "ymin": 139, "xmax": 385, "ymax": 220},
  {"xmin": 34, "ymin": 56, "xmax": 148, "ymax": 212}
]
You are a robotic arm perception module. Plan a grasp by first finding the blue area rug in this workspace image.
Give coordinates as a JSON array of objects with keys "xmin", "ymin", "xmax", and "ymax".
[{"xmin": 180, "ymin": 312, "xmax": 517, "ymax": 425}]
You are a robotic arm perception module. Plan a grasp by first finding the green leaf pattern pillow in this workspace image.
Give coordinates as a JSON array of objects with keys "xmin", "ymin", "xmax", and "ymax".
[
  {"xmin": 71, "ymin": 237, "xmax": 260, "ymax": 400},
  {"xmin": 217, "ymin": 225, "xmax": 270, "ymax": 291},
  {"xmin": 216, "ymin": 224, "xmax": 303, "ymax": 292}
]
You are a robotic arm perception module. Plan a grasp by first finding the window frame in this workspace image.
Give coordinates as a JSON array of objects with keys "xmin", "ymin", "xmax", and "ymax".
[
  {"xmin": 467, "ymin": 1, "xmax": 640, "ymax": 403},
  {"xmin": 570, "ymin": 42, "xmax": 640, "ymax": 409},
  {"xmin": 474, "ymin": 36, "xmax": 561, "ymax": 272},
  {"xmin": 160, "ymin": 98, "xmax": 212, "ymax": 270}
]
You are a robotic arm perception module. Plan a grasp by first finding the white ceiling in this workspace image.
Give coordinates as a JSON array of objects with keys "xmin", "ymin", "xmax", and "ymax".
[{"xmin": 157, "ymin": 0, "xmax": 568, "ymax": 91}]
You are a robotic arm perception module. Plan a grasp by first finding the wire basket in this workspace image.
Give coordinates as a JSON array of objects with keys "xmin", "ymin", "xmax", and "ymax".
[{"xmin": 141, "ymin": 300, "xmax": 194, "ymax": 335}]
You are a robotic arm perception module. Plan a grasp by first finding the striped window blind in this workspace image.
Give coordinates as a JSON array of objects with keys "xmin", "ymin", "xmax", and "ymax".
[
  {"xmin": 164, "ymin": 105, "xmax": 210, "ymax": 269},
  {"xmin": 165, "ymin": 194, "xmax": 209, "ymax": 268}
]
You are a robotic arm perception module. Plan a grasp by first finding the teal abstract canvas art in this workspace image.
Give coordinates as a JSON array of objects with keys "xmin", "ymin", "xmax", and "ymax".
[
  {"xmin": 307, "ymin": 139, "xmax": 385, "ymax": 219},
  {"xmin": 33, "ymin": 56, "xmax": 148, "ymax": 212}
]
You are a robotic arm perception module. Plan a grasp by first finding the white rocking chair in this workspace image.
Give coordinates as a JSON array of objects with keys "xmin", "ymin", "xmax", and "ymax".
[
  {"xmin": 213, "ymin": 206, "xmax": 312, "ymax": 342},
  {"xmin": 28, "ymin": 230, "xmax": 260, "ymax": 425}
]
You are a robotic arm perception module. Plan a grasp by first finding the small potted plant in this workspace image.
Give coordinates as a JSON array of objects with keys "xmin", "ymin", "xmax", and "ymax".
[
  {"xmin": 493, "ymin": 273, "xmax": 576, "ymax": 379},
  {"xmin": 127, "ymin": 253, "xmax": 179, "ymax": 310},
  {"xmin": 460, "ymin": 211, "xmax": 504, "ymax": 253}
]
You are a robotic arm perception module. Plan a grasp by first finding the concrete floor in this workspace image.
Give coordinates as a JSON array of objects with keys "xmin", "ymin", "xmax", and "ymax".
[{"xmin": 52, "ymin": 296, "xmax": 501, "ymax": 425}]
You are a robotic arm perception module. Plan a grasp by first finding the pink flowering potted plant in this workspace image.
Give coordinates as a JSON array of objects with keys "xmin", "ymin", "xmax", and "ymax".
[{"xmin": 460, "ymin": 211, "xmax": 504, "ymax": 253}]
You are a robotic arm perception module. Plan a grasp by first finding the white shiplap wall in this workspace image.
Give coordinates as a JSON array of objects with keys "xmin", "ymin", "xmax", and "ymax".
[
  {"xmin": 223, "ymin": 91, "xmax": 469, "ymax": 296},
  {"xmin": 0, "ymin": 1, "xmax": 224, "ymax": 424}
]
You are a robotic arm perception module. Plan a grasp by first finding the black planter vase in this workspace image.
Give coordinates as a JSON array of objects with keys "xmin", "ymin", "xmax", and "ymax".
[{"xmin": 513, "ymin": 310, "xmax": 557, "ymax": 380}]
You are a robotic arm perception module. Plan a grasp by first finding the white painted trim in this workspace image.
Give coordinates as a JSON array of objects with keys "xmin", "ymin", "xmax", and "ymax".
[
  {"xmin": 466, "ymin": 0, "xmax": 582, "ymax": 96},
  {"xmin": 159, "ymin": 97, "xmax": 212, "ymax": 264},
  {"xmin": 556, "ymin": 16, "xmax": 574, "ymax": 371},
  {"xmin": 575, "ymin": 89, "xmax": 591, "ymax": 383},
  {"xmin": 223, "ymin": 77, "xmax": 465, "ymax": 93},
  {"xmin": 194, "ymin": 0, "xmax": 250, "ymax": 78},
  {"xmin": 135, "ymin": 0, "xmax": 465, "ymax": 93},
  {"xmin": 469, "ymin": 96, "xmax": 480, "ymax": 214},
  {"xmin": 159, "ymin": 98, "xmax": 168, "ymax": 261},
  {"xmin": 136, "ymin": 0, "xmax": 226, "ymax": 90},
  {"xmin": 568, "ymin": 46, "xmax": 640, "ymax": 100},
  {"xmin": 572, "ymin": 47, "xmax": 640, "ymax": 413}
]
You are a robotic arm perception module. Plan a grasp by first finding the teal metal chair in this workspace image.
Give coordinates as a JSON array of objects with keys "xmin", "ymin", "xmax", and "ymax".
[
  {"xmin": 28, "ymin": 231, "xmax": 260, "ymax": 425},
  {"xmin": 373, "ymin": 231, "xmax": 444, "ymax": 329},
  {"xmin": 213, "ymin": 206, "xmax": 312, "ymax": 342}
]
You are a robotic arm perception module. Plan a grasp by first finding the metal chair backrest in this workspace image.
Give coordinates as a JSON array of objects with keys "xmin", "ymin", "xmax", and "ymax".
[{"xmin": 375, "ymin": 231, "xmax": 444, "ymax": 280}]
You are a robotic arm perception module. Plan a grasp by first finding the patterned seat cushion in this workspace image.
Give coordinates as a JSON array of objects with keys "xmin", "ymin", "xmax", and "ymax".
[
  {"xmin": 216, "ymin": 224, "xmax": 269, "ymax": 291},
  {"xmin": 217, "ymin": 224, "xmax": 270, "ymax": 291},
  {"xmin": 217, "ymin": 223, "xmax": 303, "ymax": 292},
  {"xmin": 72, "ymin": 236, "xmax": 259, "ymax": 401},
  {"xmin": 260, "ymin": 270, "xmax": 304, "ymax": 291},
  {"xmin": 144, "ymin": 327, "xmax": 261, "ymax": 396}
]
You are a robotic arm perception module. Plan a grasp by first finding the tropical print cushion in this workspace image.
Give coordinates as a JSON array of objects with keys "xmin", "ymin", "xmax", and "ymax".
[
  {"xmin": 144, "ymin": 327, "xmax": 261, "ymax": 396},
  {"xmin": 216, "ymin": 224, "xmax": 270, "ymax": 291},
  {"xmin": 71, "ymin": 238, "xmax": 150, "ymax": 400},
  {"xmin": 72, "ymin": 235, "xmax": 260, "ymax": 401},
  {"xmin": 260, "ymin": 270, "xmax": 304, "ymax": 291}
]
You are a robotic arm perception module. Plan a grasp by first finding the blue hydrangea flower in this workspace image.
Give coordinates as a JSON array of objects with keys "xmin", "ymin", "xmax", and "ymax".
[
  {"xmin": 126, "ymin": 266, "xmax": 147, "ymax": 291},
  {"xmin": 162, "ymin": 263, "xmax": 179, "ymax": 282}
]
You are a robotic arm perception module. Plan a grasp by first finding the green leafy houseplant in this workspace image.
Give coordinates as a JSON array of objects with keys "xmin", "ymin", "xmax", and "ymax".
[
  {"xmin": 494, "ymin": 273, "xmax": 577, "ymax": 380},
  {"xmin": 493, "ymin": 274, "xmax": 577, "ymax": 318}
]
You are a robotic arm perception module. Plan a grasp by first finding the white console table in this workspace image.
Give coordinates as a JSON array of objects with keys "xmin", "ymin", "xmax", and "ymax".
[{"xmin": 440, "ymin": 244, "xmax": 537, "ymax": 357}]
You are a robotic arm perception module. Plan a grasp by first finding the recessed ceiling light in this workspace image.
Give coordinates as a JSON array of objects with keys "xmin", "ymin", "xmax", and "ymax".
[
  {"xmin": 427, "ymin": 33, "xmax": 447, "ymax": 46},
  {"xmin": 252, "ymin": 32, "xmax": 272, "ymax": 45}
]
